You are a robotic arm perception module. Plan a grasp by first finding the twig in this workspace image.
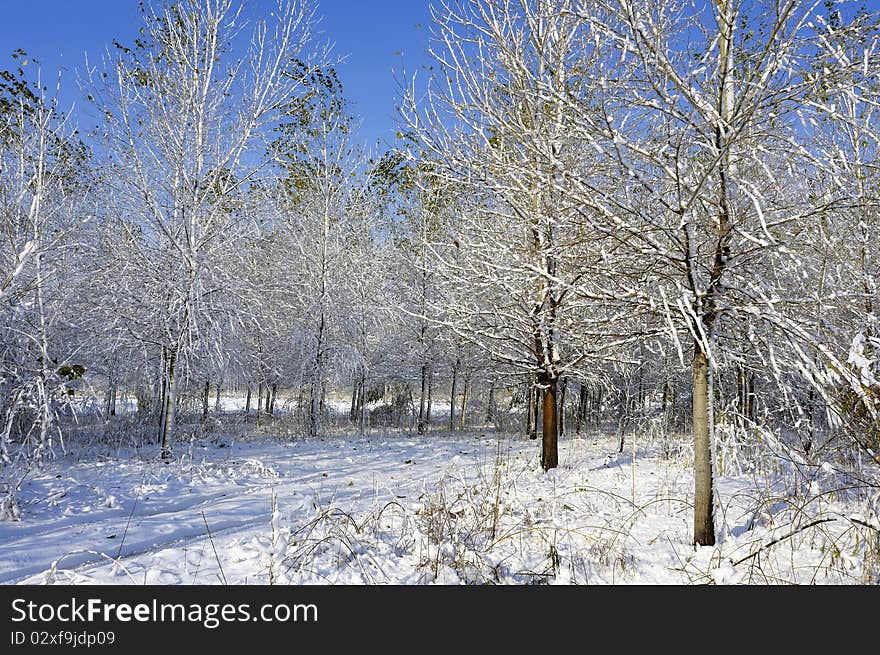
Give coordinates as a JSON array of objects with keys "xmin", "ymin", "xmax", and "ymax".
[
  {"xmin": 732, "ymin": 518, "xmax": 837, "ymax": 567},
  {"xmin": 116, "ymin": 473, "xmax": 145, "ymax": 560},
  {"xmin": 201, "ymin": 510, "xmax": 228, "ymax": 585}
]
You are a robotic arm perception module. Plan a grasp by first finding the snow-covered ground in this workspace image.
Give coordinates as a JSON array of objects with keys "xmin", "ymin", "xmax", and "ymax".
[{"xmin": 1, "ymin": 430, "xmax": 877, "ymax": 585}]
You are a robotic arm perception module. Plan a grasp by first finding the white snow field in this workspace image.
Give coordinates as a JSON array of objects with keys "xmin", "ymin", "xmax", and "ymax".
[{"xmin": 1, "ymin": 430, "xmax": 877, "ymax": 585}]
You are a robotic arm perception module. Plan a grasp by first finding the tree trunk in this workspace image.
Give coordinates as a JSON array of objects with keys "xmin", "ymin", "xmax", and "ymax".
[
  {"xmin": 576, "ymin": 384, "xmax": 588, "ymax": 435},
  {"xmin": 266, "ymin": 383, "xmax": 272, "ymax": 414},
  {"xmin": 257, "ymin": 382, "xmax": 263, "ymax": 417},
  {"xmin": 558, "ymin": 377, "xmax": 567, "ymax": 437},
  {"xmin": 526, "ymin": 382, "xmax": 537, "ymax": 440},
  {"xmin": 459, "ymin": 373, "xmax": 470, "ymax": 430},
  {"xmin": 157, "ymin": 351, "xmax": 168, "ymax": 426},
  {"xmin": 449, "ymin": 361, "xmax": 459, "ymax": 432},
  {"xmin": 746, "ymin": 372, "xmax": 755, "ymax": 422},
  {"xmin": 202, "ymin": 379, "xmax": 210, "ymax": 422},
  {"xmin": 426, "ymin": 365, "xmax": 433, "ymax": 431},
  {"xmin": 486, "ymin": 382, "xmax": 496, "ymax": 425},
  {"xmin": 104, "ymin": 379, "xmax": 114, "ymax": 420},
  {"xmin": 245, "ymin": 386, "xmax": 252, "ymax": 415},
  {"xmin": 693, "ymin": 346, "xmax": 716, "ymax": 546},
  {"xmin": 541, "ymin": 376, "xmax": 558, "ymax": 470},
  {"xmin": 269, "ymin": 383, "xmax": 277, "ymax": 415},
  {"xmin": 531, "ymin": 385, "xmax": 541, "ymax": 439},
  {"xmin": 110, "ymin": 385, "xmax": 117, "ymax": 417},
  {"xmin": 310, "ymin": 380, "xmax": 321, "ymax": 437},
  {"xmin": 159, "ymin": 349, "xmax": 177, "ymax": 460},
  {"xmin": 356, "ymin": 370, "xmax": 366, "ymax": 436},
  {"xmin": 214, "ymin": 383, "xmax": 221, "ymax": 412},
  {"xmin": 418, "ymin": 363, "xmax": 428, "ymax": 434},
  {"xmin": 350, "ymin": 376, "xmax": 359, "ymax": 423}
]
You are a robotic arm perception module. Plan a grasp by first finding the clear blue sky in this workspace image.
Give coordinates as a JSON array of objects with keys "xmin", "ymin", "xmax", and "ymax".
[{"xmin": 0, "ymin": 0, "xmax": 433, "ymax": 151}]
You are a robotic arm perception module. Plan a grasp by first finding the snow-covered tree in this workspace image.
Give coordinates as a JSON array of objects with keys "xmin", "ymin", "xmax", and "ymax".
[{"xmin": 86, "ymin": 0, "xmax": 321, "ymax": 455}]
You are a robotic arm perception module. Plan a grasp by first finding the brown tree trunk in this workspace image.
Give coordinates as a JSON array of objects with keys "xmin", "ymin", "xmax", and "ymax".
[
  {"xmin": 244, "ymin": 386, "xmax": 252, "ymax": 414},
  {"xmin": 693, "ymin": 346, "xmax": 716, "ymax": 546},
  {"xmin": 541, "ymin": 376, "xmax": 558, "ymax": 470}
]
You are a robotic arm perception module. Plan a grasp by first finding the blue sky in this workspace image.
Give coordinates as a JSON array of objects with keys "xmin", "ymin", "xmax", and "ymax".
[{"xmin": 0, "ymin": 0, "xmax": 433, "ymax": 150}]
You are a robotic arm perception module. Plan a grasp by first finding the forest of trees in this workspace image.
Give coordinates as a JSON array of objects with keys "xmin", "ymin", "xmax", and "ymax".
[{"xmin": 1, "ymin": 0, "xmax": 878, "ymax": 548}]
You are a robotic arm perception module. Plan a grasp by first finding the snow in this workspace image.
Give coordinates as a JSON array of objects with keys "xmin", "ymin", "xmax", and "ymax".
[{"xmin": 1, "ymin": 430, "xmax": 876, "ymax": 585}]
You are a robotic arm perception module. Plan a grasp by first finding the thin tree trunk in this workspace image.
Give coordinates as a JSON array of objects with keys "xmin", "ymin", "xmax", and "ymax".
[
  {"xmin": 532, "ymin": 382, "xmax": 540, "ymax": 440},
  {"xmin": 310, "ymin": 380, "xmax": 321, "ymax": 437},
  {"xmin": 257, "ymin": 382, "xmax": 263, "ymax": 418},
  {"xmin": 110, "ymin": 385, "xmax": 117, "ymax": 417},
  {"xmin": 459, "ymin": 373, "xmax": 470, "ymax": 430},
  {"xmin": 269, "ymin": 383, "xmax": 277, "ymax": 415},
  {"xmin": 245, "ymin": 386, "xmax": 252, "ymax": 415},
  {"xmin": 105, "ymin": 379, "xmax": 114, "ymax": 420},
  {"xmin": 576, "ymin": 384, "xmax": 587, "ymax": 435},
  {"xmin": 214, "ymin": 383, "xmax": 221, "ymax": 412},
  {"xmin": 160, "ymin": 349, "xmax": 177, "ymax": 460},
  {"xmin": 541, "ymin": 376, "xmax": 558, "ymax": 470},
  {"xmin": 418, "ymin": 363, "xmax": 428, "ymax": 434},
  {"xmin": 158, "ymin": 349, "xmax": 168, "ymax": 429},
  {"xmin": 558, "ymin": 377, "xmax": 567, "ymax": 437},
  {"xmin": 202, "ymin": 379, "xmax": 210, "ymax": 422},
  {"xmin": 746, "ymin": 373, "xmax": 755, "ymax": 422},
  {"xmin": 693, "ymin": 346, "xmax": 716, "ymax": 546},
  {"xmin": 526, "ymin": 382, "xmax": 535, "ymax": 439},
  {"xmin": 350, "ymin": 376, "xmax": 359, "ymax": 423},
  {"xmin": 486, "ymin": 382, "xmax": 496, "ymax": 425},
  {"xmin": 357, "ymin": 370, "xmax": 366, "ymax": 436},
  {"xmin": 449, "ymin": 361, "xmax": 459, "ymax": 432},
  {"xmin": 426, "ymin": 365, "xmax": 433, "ymax": 431}
]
